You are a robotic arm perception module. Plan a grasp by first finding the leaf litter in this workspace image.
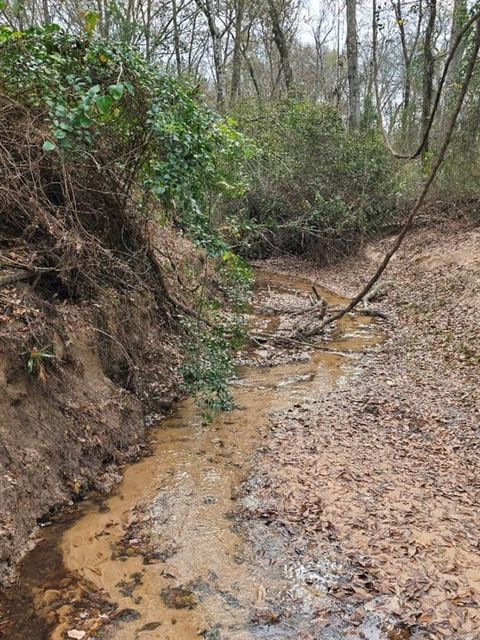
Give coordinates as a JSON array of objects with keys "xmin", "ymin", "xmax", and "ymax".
[{"xmin": 240, "ymin": 223, "xmax": 480, "ymax": 639}]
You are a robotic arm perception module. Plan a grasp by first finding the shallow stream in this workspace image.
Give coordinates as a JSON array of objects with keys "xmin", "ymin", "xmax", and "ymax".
[{"xmin": 0, "ymin": 270, "xmax": 382, "ymax": 640}]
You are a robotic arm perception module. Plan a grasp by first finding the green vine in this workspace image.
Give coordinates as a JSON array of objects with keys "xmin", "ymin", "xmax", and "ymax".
[{"xmin": 0, "ymin": 24, "xmax": 250, "ymax": 253}]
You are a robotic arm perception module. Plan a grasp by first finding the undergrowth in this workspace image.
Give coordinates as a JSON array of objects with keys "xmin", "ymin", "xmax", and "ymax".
[
  {"xmin": 180, "ymin": 254, "xmax": 251, "ymax": 419},
  {"xmin": 0, "ymin": 24, "xmax": 252, "ymax": 415},
  {"xmin": 229, "ymin": 99, "xmax": 398, "ymax": 258},
  {"xmin": 180, "ymin": 319, "xmax": 237, "ymax": 420}
]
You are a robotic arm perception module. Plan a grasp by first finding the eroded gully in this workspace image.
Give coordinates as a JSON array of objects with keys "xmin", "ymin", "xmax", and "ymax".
[{"xmin": 0, "ymin": 269, "xmax": 383, "ymax": 640}]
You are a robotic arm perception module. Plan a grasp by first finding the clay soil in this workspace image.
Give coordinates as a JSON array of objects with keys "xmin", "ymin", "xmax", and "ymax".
[{"xmin": 0, "ymin": 229, "xmax": 205, "ymax": 586}]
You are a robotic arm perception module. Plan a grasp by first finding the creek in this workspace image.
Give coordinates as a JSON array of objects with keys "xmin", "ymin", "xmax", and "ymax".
[{"xmin": 0, "ymin": 269, "xmax": 382, "ymax": 640}]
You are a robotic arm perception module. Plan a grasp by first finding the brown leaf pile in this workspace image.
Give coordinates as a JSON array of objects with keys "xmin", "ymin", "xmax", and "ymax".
[{"xmin": 242, "ymin": 224, "xmax": 480, "ymax": 638}]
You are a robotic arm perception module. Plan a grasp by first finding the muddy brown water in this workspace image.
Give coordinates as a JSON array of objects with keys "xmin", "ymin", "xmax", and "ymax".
[{"xmin": 0, "ymin": 270, "xmax": 383, "ymax": 640}]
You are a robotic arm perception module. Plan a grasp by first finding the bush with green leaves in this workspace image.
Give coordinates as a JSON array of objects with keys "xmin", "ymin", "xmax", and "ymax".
[
  {"xmin": 230, "ymin": 99, "xmax": 397, "ymax": 257},
  {"xmin": 180, "ymin": 318, "xmax": 239, "ymax": 421},
  {"xmin": 216, "ymin": 250, "xmax": 253, "ymax": 310},
  {"xmin": 0, "ymin": 23, "xmax": 254, "ymax": 415},
  {"xmin": 0, "ymin": 23, "xmax": 248, "ymax": 254}
]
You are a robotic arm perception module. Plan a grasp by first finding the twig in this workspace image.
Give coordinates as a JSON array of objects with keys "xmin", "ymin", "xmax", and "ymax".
[{"xmin": 249, "ymin": 332, "xmax": 352, "ymax": 354}]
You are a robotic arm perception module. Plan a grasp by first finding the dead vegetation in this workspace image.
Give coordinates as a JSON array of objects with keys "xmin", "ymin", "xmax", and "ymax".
[
  {"xmin": 0, "ymin": 92, "xmax": 208, "ymax": 390},
  {"xmin": 0, "ymin": 93, "xmax": 211, "ymax": 584},
  {"xmin": 0, "ymin": 95, "xmax": 183, "ymax": 311}
]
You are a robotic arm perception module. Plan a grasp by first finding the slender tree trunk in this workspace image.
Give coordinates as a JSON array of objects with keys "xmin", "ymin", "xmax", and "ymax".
[
  {"xmin": 267, "ymin": 0, "xmax": 294, "ymax": 93},
  {"xmin": 346, "ymin": 0, "xmax": 360, "ymax": 129},
  {"xmin": 96, "ymin": 0, "xmax": 109, "ymax": 37},
  {"xmin": 145, "ymin": 0, "xmax": 152, "ymax": 61},
  {"xmin": 242, "ymin": 49, "xmax": 263, "ymax": 104},
  {"xmin": 230, "ymin": 0, "xmax": 245, "ymax": 105},
  {"xmin": 195, "ymin": 0, "xmax": 226, "ymax": 111},
  {"xmin": 393, "ymin": 1, "xmax": 412, "ymax": 134},
  {"xmin": 443, "ymin": 0, "xmax": 467, "ymax": 119},
  {"xmin": 212, "ymin": 29, "xmax": 226, "ymax": 110},
  {"xmin": 421, "ymin": 0, "xmax": 437, "ymax": 152},
  {"xmin": 172, "ymin": 0, "xmax": 182, "ymax": 75},
  {"xmin": 449, "ymin": 0, "xmax": 468, "ymax": 78},
  {"xmin": 42, "ymin": 0, "xmax": 50, "ymax": 24}
]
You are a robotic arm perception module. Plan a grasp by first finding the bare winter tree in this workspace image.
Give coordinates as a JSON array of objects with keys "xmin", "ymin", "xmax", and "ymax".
[
  {"xmin": 346, "ymin": 0, "xmax": 360, "ymax": 129},
  {"xmin": 267, "ymin": 0, "xmax": 294, "ymax": 93}
]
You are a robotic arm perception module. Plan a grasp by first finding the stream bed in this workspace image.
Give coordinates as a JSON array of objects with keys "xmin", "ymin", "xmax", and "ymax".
[{"xmin": 0, "ymin": 270, "xmax": 383, "ymax": 640}]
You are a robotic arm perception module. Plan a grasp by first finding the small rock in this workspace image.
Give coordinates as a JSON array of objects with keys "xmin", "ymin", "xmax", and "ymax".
[{"xmin": 67, "ymin": 631, "xmax": 86, "ymax": 640}]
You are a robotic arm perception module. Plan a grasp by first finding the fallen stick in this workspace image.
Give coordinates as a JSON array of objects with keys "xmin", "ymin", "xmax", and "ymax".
[
  {"xmin": 359, "ymin": 308, "xmax": 390, "ymax": 321},
  {"xmin": 0, "ymin": 269, "xmax": 31, "ymax": 286},
  {"xmin": 250, "ymin": 332, "xmax": 354, "ymax": 355}
]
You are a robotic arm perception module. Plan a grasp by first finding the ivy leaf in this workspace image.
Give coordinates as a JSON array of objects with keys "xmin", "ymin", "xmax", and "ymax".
[
  {"xmin": 42, "ymin": 140, "xmax": 56, "ymax": 152},
  {"xmin": 108, "ymin": 83, "xmax": 124, "ymax": 101},
  {"xmin": 96, "ymin": 94, "xmax": 113, "ymax": 115},
  {"xmin": 79, "ymin": 114, "xmax": 92, "ymax": 128},
  {"xmin": 83, "ymin": 10, "xmax": 99, "ymax": 37}
]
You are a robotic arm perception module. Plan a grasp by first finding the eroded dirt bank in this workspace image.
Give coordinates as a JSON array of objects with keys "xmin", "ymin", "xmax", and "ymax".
[
  {"xmin": 240, "ymin": 222, "xmax": 480, "ymax": 639},
  {"xmin": 0, "ymin": 229, "xmax": 206, "ymax": 586}
]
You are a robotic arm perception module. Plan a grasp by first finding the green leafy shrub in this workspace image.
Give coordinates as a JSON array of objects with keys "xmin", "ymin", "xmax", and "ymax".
[
  {"xmin": 230, "ymin": 99, "xmax": 397, "ymax": 257},
  {"xmin": 216, "ymin": 250, "xmax": 253, "ymax": 310},
  {"xmin": 0, "ymin": 24, "xmax": 248, "ymax": 254},
  {"xmin": 0, "ymin": 24, "xmax": 253, "ymax": 415},
  {"xmin": 180, "ymin": 318, "xmax": 238, "ymax": 421}
]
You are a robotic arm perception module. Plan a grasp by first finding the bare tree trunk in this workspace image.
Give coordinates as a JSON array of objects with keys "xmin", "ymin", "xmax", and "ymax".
[
  {"xmin": 449, "ymin": 0, "xmax": 468, "ymax": 79},
  {"xmin": 230, "ymin": 0, "xmax": 245, "ymax": 105},
  {"xmin": 96, "ymin": 0, "xmax": 110, "ymax": 37},
  {"xmin": 195, "ymin": 0, "xmax": 226, "ymax": 111},
  {"xmin": 172, "ymin": 0, "xmax": 182, "ymax": 75},
  {"xmin": 346, "ymin": 0, "xmax": 360, "ymax": 129},
  {"xmin": 42, "ymin": 0, "xmax": 50, "ymax": 24},
  {"xmin": 243, "ymin": 49, "xmax": 263, "ymax": 104},
  {"xmin": 212, "ymin": 31, "xmax": 226, "ymax": 110},
  {"xmin": 145, "ymin": 0, "xmax": 152, "ymax": 61},
  {"xmin": 267, "ymin": 0, "xmax": 294, "ymax": 93},
  {"xmin": 421, "ymin": 0, "xmax": 437, "ymax": 152},
  {"xmin": 443, "ymin": 0, "xmax": 467, "ymax": 120}
]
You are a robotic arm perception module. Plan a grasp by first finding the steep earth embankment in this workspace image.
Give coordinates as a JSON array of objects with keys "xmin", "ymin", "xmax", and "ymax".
[
  {"xmin": 0, "ymin": 228, "xmax": 205, "ymax": 586},
  {"xmin": 240, "ymin": 222, "xmax": 480, "ymax": 639}
]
